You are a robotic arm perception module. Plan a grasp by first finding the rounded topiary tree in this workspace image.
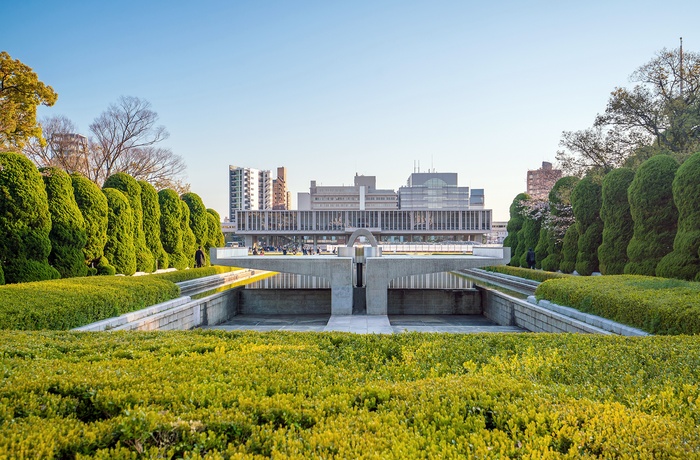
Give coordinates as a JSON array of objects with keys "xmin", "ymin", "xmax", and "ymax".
[
  {"xmin": 540, "ymin": 176, "xmax": 578, "ymax": 272},
  {"xmin": 625, "ymin": 155, "xmax": 679, "ymax": 276},
  {"xmin": 503, "ymin": 193, "xmax": 529, "ymax": 266},
  {"xmin": 656, "ymin": 152, "xmax": 700, "ymax": 280},
  {"xmin": 571, "ymin": 176, "xmax": 603, "ymax": 276},
  {"xmin": 559, "ymin": 224, "xmax": 580, "ymax": 274},
  {"xmin": 517, "ymin": 200, "xmax": 543, "ymax": 268},
  {"xmin": 139, "ymin": 180, "xmax": 168, "ymax": 270},
  {"xmin": 71, "ymin": 173, "xmax": 113, "ymax": 275},
  {"xmin": 181, "ymin": 192, "xmax": 208, "ymax": 248},
  {"xmin": 103, "ymin": 173, "xmax": 153, "ymax": 272},
  {"xmin": 206, "ymin": 208, "xmax": 225, "ymax": 246},
  {"xmin": 180, "ymin": 199, "xmax": 197, "ymax": 269},
  {"xmin": 0, "ymin": 152, "xmax": 60, "ymax": 283},
  {"xmin": 598, "ymin": 168, "xmax": 635, "ymax": 275},
  {"xmin": 158, "ymin": 189, "xmax": 185, "ymax": 269},
  {"xmin": 103, "ymin": 188, "xmax": 136, "ymax": 276},
  {"xmin": 40, "ymin": 167, "xmax": 88, "ymax": 278}
]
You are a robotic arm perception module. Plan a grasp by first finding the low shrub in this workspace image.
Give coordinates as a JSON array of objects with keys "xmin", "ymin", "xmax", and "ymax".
[
  {"xmin": 0, "ymin": 276, "xmax": 179, "ymax": 330},
  {"xmin": 484, "ymin": 265, "xmax": 569, "ymax": 283},
  {"xmin": 152, "ymin": 265, "xmax": 239, "ymax": 283},
  {"xmin": 0, "ymin": 331, "xmax": 698, "ymax": 457},
  {"xmin": 536, "ymin": 275, "xmax": 700, "ymax": 334}
]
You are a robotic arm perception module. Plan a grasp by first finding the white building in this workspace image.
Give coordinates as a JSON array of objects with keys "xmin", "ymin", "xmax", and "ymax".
[{"xmin": 229, "ymin": 166, "xmax": 272, "ymax": 218}]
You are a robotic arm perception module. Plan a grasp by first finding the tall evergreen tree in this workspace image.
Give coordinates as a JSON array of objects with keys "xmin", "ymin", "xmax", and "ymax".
[
  {"xmin": 559, "ymin": 224, "xmax": 580, "ymax": 274},
  {"xmin": 0, "ymin": 152, "xmax": 59, "ymax": 283},
  {"xmin": 205, "ymin": 208, "xmax": 225, "ymax": 266},
  {"xmin": 503, "ymin": 193, "xmax": 529, "ymax": 266},
  {"xmin": 40, "ymin": 167, "xmax": 87, "ymax": 278},
  {"xmin": 139, "ymin": 180, "xmax": 168, "ymax": 270},
  {"xmin": 180, "ymin": 200, "xmax": 196, "ymax": 269},
  {"xmin": 625, "ymin": 155, "xmax": 679, "ymax": 275},
  {"xmin": 656, "ymin": 152, "xmax": 700, "ymax": 280},
  {"xmin": 598, "ymin": 168, "xmax": 635, "ymax": 274},
  {"xmin": 158, "ymin": 189, "xmax": 185, "ymax": 269},
  {"xmin": 102, "ymin": 188, "xmax": 136, "ymax": 275},
  {"xmin": 571, "ymin": 176, "xmax": 603, "ymax": 276},
  {"xmin": 540, "ymin": 176, "xmax": 578, "ymax": 272},
  {"xmin": 103, "ymin": 173, "xmax": 154, "ymax": 272},
  {"xmin": 181, "ymin": 192, "xmax": 208, "ymax": 247},
  {"xmin": 71, "ymin": 173, "xmax": 112, "ymax": 275},
  {"xmin": 518, "ymin": 203, "xmax": 543, "ymax": 268}
]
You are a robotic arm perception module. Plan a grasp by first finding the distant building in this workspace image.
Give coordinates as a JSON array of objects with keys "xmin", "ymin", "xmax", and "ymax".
[
  {"xmin": 272, "ymin": 167, "xmax": 290, "ymax": 210},
  {"xmin": 487, "ymin": 221, "xmax": 508, "ymax": 244},
  {"xmin": 297, "ymin": 174, "xmax": 398, "ymax": 211},
  {"xmin": 229, "ymin": 166, "xmax": 272, "ymax": 218},
  {"xmin": 398, "ymin": 172, "xmax": 483, "ymax": 209},
  {"xmin": 527, "ymin": 161, "xmax": 562, "ymax": 200},
  {"xmin": 49, "ymin": 133, "xmax": 89, "ymax": 172}
]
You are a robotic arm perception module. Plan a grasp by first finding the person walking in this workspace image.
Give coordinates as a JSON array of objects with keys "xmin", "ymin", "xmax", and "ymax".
[
  {"xmin": 526, "ymin": 248, "xmax": 536, "ymax": 269},
  {"xmin": 195, "ymin": 246, "xmax": 205, "ymax": 268}
]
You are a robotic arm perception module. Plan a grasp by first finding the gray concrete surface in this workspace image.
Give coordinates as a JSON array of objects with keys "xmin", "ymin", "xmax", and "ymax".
[{"xmin": 202, "ymin": 314, "xmax": 525, "ymax": 334}]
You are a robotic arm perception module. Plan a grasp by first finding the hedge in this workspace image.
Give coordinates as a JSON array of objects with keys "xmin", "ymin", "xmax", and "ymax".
[
  {"xmin": 153, "ymin": 265, "xmax": 239, "ymax": 283},
  {"xmin": 536, "ymin": 274, "xmax": 700, "ymax": 335},
  {"xmin": 0, "ymin": 276, "xmax": 179, "ymax": 330},
  {"xmin": 0, "ymin": 331, "xmax": 698, "ymax": 457},
  {"xmin": 484, "ymin": 265, "xmax": 569, "ymax": 283}
]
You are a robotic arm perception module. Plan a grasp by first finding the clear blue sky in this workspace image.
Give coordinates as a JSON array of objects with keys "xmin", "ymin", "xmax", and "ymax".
[{"xmin": 4, "ymin": 0, "xmax": 699, "ymax": 221}]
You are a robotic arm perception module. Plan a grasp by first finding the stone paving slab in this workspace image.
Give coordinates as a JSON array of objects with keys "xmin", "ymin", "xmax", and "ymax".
[{"xmin": 204, "ymin": 314, "xmax": 525, "ymax": 334}]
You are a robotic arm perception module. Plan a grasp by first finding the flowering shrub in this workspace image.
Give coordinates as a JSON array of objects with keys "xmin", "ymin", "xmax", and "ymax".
[{"xmin": 0, "ymin": 331, "xmax": 698, "ymax": 457}]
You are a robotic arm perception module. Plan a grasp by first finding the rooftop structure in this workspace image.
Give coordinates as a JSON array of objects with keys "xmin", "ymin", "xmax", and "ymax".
[
  {"xmin": 527, "ymin": 161, "xmax": 562, "ymax": 200},
  {"xmin": 297, "ymin": 174, "xmax": 398, "ymax": 211},
  {"xmin": 398, "ymin": 171, "xmax": 483, "ymax": 209}
]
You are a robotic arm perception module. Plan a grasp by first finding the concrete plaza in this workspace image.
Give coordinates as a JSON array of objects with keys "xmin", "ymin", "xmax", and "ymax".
[{"xmin": 202, "ymin": 314, "xmax": 525, "ymax": 334}]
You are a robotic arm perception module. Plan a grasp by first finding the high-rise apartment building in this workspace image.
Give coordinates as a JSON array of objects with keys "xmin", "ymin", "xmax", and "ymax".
[
  {"xmin": 272, "ymin": 167, "xmax": 290, "ymax": 210},
  {"xmin": 229, "ymin": 166, "xmax": 272, "ymax": 218},
  {"xmin": 526, "ymin": 161, "xmax": 562, "ymax": 200}
]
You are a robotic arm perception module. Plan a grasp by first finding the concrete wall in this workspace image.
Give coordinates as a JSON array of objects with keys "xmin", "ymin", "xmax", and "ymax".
[
  {"xmin": 478, "ymin": 287, "xmax": 647, "ymax": 335},
  {"xmin": 388, "ymin": 289, "xmax": 481, "ymax": 315},
  {"xmin": 238, "ymin": 289, "xmax": 331, "ymax": 315}
]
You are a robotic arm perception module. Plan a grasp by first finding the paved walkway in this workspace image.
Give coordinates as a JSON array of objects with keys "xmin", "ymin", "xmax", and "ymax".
[{"xmin": 202, "ymin": 314, "xmax": 525, "ymax": 334}]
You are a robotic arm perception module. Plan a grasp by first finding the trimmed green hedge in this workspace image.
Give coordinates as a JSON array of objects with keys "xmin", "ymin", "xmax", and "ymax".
[
  {"xmin": 0, "ymin": 276, "xmax": 179, "ymax": 330},
  {"xmin": 484, "ymin": 265, "xmax": 569, "ymax": 282},
  {"xmin": 0, "ymin": 332, "xmax": 699, "ymax": 457},
  {"xmin": 153, "ymin": 265, "xmax": 239, "ymax": 283},
  {"xmin": 536, "ymin": 275, "xmax": 700, "ymax": 335}
]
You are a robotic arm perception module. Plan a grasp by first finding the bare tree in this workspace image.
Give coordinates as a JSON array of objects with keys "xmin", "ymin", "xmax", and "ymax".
[
  {"xmin": 89, "ymin": 96, "xmax": 169, "ymax": 184},
  {"xmin": 556, "ymin": 125, "xmax": 648, "ymax": 177},
  {"xmin": 116, "ymin": 146, "xmax": 188, "ymax": 191},
  {"xmin": 23, "ymin": 115, "xmax": 90, "ymax": 173}
]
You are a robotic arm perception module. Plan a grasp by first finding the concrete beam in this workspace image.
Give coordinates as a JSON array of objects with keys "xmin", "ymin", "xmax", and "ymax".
[{"xmin": 210, "ymin": 248, "xmax": 354, "ymax": 315}]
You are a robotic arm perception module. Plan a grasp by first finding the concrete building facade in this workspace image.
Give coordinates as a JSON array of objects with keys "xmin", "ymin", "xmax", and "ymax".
[
  {"xmin": 398, "ymin": 172, "xmax": 483, "ymax": 209},
  {"xmin": 298, "ymin": 174, "xmax": 398, "ymax": 211},
  {"xmin": 527, "ymin": 161, "xmax": 562, "ymax": 200}
]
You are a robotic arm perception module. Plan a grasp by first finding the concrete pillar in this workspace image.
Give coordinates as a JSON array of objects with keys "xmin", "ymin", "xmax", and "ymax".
[
  {"xmin": 244, "ymin": 235, "xmax": 253, "ymax": 250},
  {"xmin": 365, "ymin": 258, "xmax": 389, "ymax": 315},
  {"xmin": 329, "ymin": 259, "xmax": 353, "ymax": 315}
]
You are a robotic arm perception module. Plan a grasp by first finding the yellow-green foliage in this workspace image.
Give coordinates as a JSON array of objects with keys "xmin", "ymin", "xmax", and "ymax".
[
  {"xmin": 153, "ymin": 266, "xmax": 239, "ymax": 283},
  {"xmin": 536, "ymin": 275, "xmax": 700, "ymax": 334},
  {"xmin": 0, "ymin": 331, "xmax": 699, "ymax": 457},
  {"xmin": 0, "ymin": 277, "xmax": 179, "ymax": 330},
  {"xmin": 485, "ymin": 265, "xmax": 569, "ymax": 282}
]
